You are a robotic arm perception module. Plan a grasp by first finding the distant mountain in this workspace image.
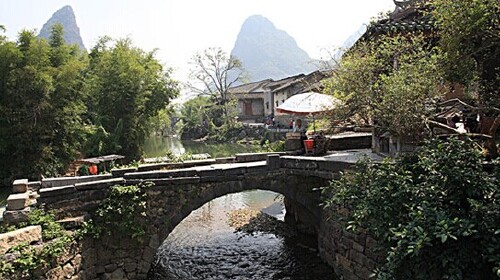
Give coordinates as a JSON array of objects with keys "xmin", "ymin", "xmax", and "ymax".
[
  {"xmin": 231, "ymin": 15, "xmax": 317, "ymax": 82},
  {"xmin": 342, "ymin": 25, "xmax": 366, "ymax": 50},
  {"xmin": 329, "ymin": 25, "xmax": 367, "ymax": 62},
  {"xmin": 38, "ymin": 5, "xmax": 85, "ymax": 50}
]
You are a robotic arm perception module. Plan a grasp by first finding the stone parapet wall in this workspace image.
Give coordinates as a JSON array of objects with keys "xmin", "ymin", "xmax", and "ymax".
[
  {"xmin": 41, "ymin": 174, "xmax": 113, "ymax": 189},
  {"xmin": 37, "ymin": 178, "xmax": 125, "ymax": 219},
  {"xmin": 328, "ymin": 133, "xmax": 372, "ymax": 151},
  {"xmin": 318, "ymin": 207, "xmax": 384, "ymax": 280}
]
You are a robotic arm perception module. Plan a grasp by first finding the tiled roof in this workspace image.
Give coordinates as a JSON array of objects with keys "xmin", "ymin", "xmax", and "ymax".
[
  {"xmin": 361, "ymin": 2, "xmax": 436, "ymax": 40},
  {"xmin": 228, "ymin": 70, "xmax": 332, "ymax": 95},
  {"xmin": 228, "ymin": 79, "xmax": 272, "ymax": 94}
]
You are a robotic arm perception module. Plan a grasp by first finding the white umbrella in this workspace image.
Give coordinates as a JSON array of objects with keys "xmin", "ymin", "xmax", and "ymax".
[
  {"xmin": 276, "ymin": 91, "xmax": 339, "ymax": 115},
  {"xmin": 276, "ymin": 91, "xmax": 339, "ymax": 131}
]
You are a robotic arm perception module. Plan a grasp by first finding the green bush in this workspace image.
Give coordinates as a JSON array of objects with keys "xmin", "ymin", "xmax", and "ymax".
[
  {"xmin": 0, "ymin": 209, "xmax": 72, "ymax": 278},
  {"xmin": 81, "ymin": 182, "xmax": 152, "ymax": 239},
  {"xmin": 322, "ymin": 137, "xmax": 499, "ymax": 279},
  {"xmin": 260, "ymin": 140, "xmax": 285, "ymax": 152}
]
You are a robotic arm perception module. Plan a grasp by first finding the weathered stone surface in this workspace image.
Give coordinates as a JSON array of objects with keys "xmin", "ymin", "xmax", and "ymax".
[
  {"xmin": 2, "ymin": 207, "xmax": 31, "ymax": 224},
  {"xmin": 182, "ymin": 159, "xmax": 217, "ymax": 168},
  {"xmin": 352, "ymin": 240, "xmax": 365, "ymax": 253},
  {"xmin": 134, "ymin": 177, "xmax": 201, "ymax": 187},
  {"xmin": 111, "ymin": 167, "xmax": 137, "ymax": 178},
  {"xmin": 45, "ymin": 266, "xmax": 64, "ymax": 280},
  {"xmin": 317, "ymin": 160, "xmax": 353, "ymax": 173},
  {"xmin": 215, "ymin": 157, "xmax": 236, "ymax": 164},
  {"xmin": 142, "ymin": 246, "xmax": 155, "ymax": 264},
  {"xmin": 6, "ymin": 192, "xmax": 29, "ymax": 210},
  {"xmin": 235, "ymin": 152, "xmax": 283, "ymax": 162},
  {"xmin": 71, "ymin": 253, "xmax": 82, "ymax": 270},
  {"xmin": 0, "ymin": 225, "xmax": 42, "ymax": 254},
  {"xmin": 350, "ymin": 249, "xmax": 370, "ymax": 267},
  {"xmin": 41, "ymin": 174, "xmax": 112, "ymax": 188},
  {"xmin": 148, "ymin": 234, "xmax": 160, "ymax": 249},
  {"xmin": 137, "ymin": 163, "xmax": 172, "ymax": 172},
  {"xmin": 110, "ymin": 268, "xmax": 126, "ymax": 279},
  {"xmin": 328, "ymin": 133, "xmax": 372, "ymax": 151},
  {"xmin": 28, "ymin": 181, "xmax": 42, "ymax": 191},
  {"xmin": 123, "ymin": 261, "xmax": 137, "ymax": 273},
  {"xmin": 104, "ymin": 263, "xmax": 117, "ymax": 273},
  {"xmin": 62, "ymin": 262, "xmax": 76, "ymax": 278},
  {"xmin": 354, "ymin": 266, "xmax": 373, "ymax": 279},
  {"xmin": 74, "ymin": 178, "xmax": 125, "ymax": 191},
  {"xmin": 58, "ymin": 216, "xmax": 86, "ymax": 229},
  {"xmin": 39, "ymin": 185, "xmax": 77, "ymax": 198},
  {"xmin": 266, "ymin": 154, "xmax": 281, "ymax": 170},
  {"xmin": 12, "ymin": 179, "xmax": 28, "ymax": 193},
  {"xmin": 281, "ymin": 157, "xmax": 319, "ymax": 170}
]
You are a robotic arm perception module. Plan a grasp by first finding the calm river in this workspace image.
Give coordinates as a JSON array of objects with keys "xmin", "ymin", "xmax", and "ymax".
[{"xmin": 144, "ymin": 136, "xmax": 336, "ymax": 280}]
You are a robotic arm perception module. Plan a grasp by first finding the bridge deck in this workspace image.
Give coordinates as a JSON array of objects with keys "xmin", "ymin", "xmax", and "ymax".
[{"xmin": 290, "ymin": 149, "xmax": 384, "ymax": 163}]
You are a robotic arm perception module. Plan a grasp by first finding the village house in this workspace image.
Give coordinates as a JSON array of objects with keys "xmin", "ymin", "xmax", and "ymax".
[
  {"xmin": 229, "ymin": 70, "xmax": 330, "ymax": 123},
  {"xmin": 228, "ymin": 79, "xmax": 272, "ymax": 122}
]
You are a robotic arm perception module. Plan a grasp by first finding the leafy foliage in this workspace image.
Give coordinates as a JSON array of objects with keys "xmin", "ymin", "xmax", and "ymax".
[
  {"xmin": 0, "ymin": 26, "xmax": 87, "ymax": 182},
  {"xmin": 322, "ymin": 138, "xmax": 499, "ymax": 279},
  {"xmin": 84, "ymin": 37, "xmax": 179, "ymax": 160},
  {"xmin": 0, "ymin": 236, "xmax": 72, "ymax": 279},
  {"xmin": 0, "ymin": 25, "xmax": 179, "ymax": 182},
  {"xmin": 431, "ymin": 0, "xmax": 499, "ymax": 107},
  {"xmin": 323, "ymin": 35, "xmax": 443, "ymax": 138},
  {"xmin": 0, "ymin": 209, "xmax": 72, "ymax": 279},
  {"xmin": 81, "ymin": 183, "xmax": 152, "ymax": 239},
  {"xmin": 180, "ymin": 95, "xmax": 213, "ymax": 139},
  {"xmin": 260, "ymin": 140, "xmax": 285, "ymax": 152}
]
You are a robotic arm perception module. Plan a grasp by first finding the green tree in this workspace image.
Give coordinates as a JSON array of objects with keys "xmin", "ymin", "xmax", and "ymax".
[
  {"xmin": 431, "ymin": 0, "xmax": 499, "ymax": 104},
  {"xmin": 179, "ymin": 95, "xmax": 213, "ymax": 139},
  {"xmin": 431, "ymin": 0, "xmax": 500, "ymax": 158},
  {"xmin": 323, "ymin": 138, "xmax": 499, "ymax": 279},
  {"xmin": 0, "ymin": 26, "xmax": 87, "ymax": 182},
  {"xmin": 323, "ymin": 35, "xmax": 443, "ymax": 138},
  {"xmin": 84, "ymin": 37, "xmax": 179, "ymax": 160},
  {"xmin": 148, "ymin": 105, "xmax": 177, "ymax": 137}
]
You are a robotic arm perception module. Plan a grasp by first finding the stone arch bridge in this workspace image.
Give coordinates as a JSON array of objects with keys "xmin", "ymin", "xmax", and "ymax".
[{"xmin": 4, "ymin": 151, "xmax": 383, "ymax": 280}]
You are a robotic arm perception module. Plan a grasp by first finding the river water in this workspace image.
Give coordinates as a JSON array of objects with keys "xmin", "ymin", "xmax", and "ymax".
[{"xmin": 144, "ymin": 136, "xmax": 336, "ymax": 280}]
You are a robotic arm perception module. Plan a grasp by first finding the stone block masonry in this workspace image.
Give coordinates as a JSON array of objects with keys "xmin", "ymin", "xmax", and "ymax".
[
  {"xmin": 318, "ymin": 207, "xmax": 383, "ymax": 280},
  {"xmin": 1, "ymin": 150, "xmax": 383, "ymax": 279}
]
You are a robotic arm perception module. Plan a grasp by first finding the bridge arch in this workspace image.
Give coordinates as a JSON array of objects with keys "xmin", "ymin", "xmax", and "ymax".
[{"xmin": 141, "ymin": 171, "xmax": 329, "ymax": 262}]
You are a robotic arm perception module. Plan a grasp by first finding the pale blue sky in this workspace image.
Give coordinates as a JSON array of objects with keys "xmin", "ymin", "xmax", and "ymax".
[{"xmin": 1, "ymin": 0, "xmax": 395, "ymax": 82}]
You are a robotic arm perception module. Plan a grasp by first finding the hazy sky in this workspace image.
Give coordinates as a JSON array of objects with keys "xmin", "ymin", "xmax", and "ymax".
[{"xmin": 1, "ymin": 0, "xmax": 395, "ymax": 82}]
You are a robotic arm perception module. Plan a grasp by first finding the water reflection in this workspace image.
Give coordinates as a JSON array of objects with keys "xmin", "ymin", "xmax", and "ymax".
[
  {"xmin": 142, "ymin": 136, "xmax": 260, "ymax": 158},
  {"xmin": 148, "ymin": 190, "xmax": 336, "ymax": 280}
]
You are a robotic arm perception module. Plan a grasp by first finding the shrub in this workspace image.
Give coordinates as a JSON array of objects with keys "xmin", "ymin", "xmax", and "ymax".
[
  {"xmin": 80, "ymin": 182, "xmax": 152, "ymax": 239},
  {"xmin": 322, "ymin": 137, "xmax": 499, "ymax": 279},
  {"xmin": 0, "ymin": 209, "xmax": 72, "ymax": 278}
]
